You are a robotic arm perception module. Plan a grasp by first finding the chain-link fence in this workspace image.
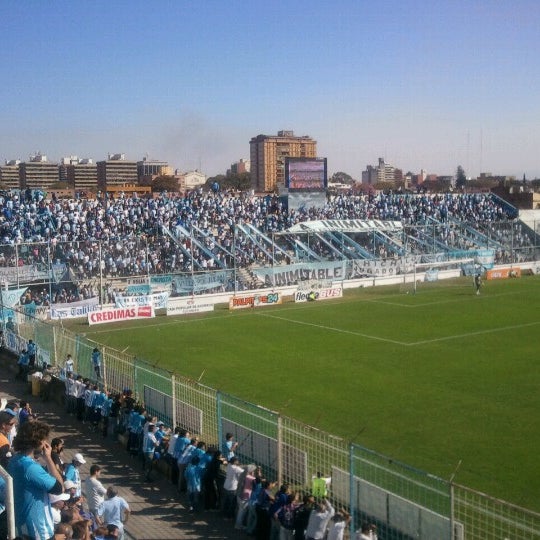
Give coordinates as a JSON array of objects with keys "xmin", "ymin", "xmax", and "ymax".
[{"xmin": 5, "ymin": 312, "xmax": 540, "ymax": 539}]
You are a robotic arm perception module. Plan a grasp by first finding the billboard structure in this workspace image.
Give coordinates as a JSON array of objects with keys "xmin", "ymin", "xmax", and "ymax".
[{"xmin": 285, "ymin": 157, "xmax": 327, "ymax": 192}]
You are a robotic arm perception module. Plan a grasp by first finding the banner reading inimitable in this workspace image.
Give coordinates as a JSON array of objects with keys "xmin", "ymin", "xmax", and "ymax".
[{"xmin": 252, "ymin": 262, "xmax": 345, "ymax": 287}]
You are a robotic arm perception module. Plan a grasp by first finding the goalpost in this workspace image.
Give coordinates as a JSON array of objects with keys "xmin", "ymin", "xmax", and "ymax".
[{"xmin": 400, "ymin": 257, "xmax": 478, "ymax": 294}]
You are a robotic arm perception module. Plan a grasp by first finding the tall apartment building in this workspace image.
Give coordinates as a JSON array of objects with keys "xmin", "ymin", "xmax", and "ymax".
[
  {"xmin": 228, "ymin": 158, "xmax": 251, "ymax": 176},
  {"xmin": 97, "ymin": 154, "xmax": 138, "ymax": 190},
  {"xmin": 66, "ymin": 159, "xmax": 98, "ymax": 192},
  {"xmin": 19, "ymin": 154, "xmax": 59, "ymax": 190},
  {"xmin": 59, "ymin": 156, "xmax": 80, "ymax": 183},
  {"xmin": 137, "ymin": 158, "xmax": 172, "ymax": 183},
  {"xmin": 250, "ymin": 131, "xmax": 317, "ymax": 192},
  {"xmin": 0, "ymin": 160, "xmax": 21, "ymax": 189},
  {"xmin": 362, "ymin": 158, "xmax": 397, "ymax": 185}
]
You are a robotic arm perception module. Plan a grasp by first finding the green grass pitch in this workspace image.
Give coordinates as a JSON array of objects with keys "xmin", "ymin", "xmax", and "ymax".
[{"xmin": 69, "ymin": 275, "xmax": 540, "ymax": 511}]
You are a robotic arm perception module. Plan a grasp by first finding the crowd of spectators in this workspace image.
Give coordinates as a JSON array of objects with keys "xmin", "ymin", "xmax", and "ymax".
[
  {"xmin": 1, "ymin": 356, "xmax": 380, "ymax": 540},
  {"xmin": 0, "ymin": 396, "xmax": 129, "ymax": 540},
  {"xmin": 0, "ymin": 189, "xmax": 536, "ymax": 304}
]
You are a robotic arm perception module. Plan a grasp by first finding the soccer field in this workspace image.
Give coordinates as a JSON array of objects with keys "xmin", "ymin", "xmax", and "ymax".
[{"xmin": 72, "ymin": 275, "xmax": 540, "ymax": 511}]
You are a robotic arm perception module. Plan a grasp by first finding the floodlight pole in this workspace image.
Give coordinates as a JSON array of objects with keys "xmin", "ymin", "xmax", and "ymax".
[
  {"xmin": 272, "ymin": 232, "xmax": 275, "ymax": 288},
  {"xmin": 146, "ymin": 237, "xmax": 150, "ymax": 285},
  {"xmin": 99, "ymin": 241, "xmax": 103, "ymax": 307},
  {"xmin": 15, "ymin": 243, "xmax": 20, "ymax": 289},
  {"xmin": 47, "ymin": 241, "xmax": 52, "ymax": 307},
  {"xmin": 190, "ymin": 228, "xmax": 195, "ymax": 296},
  {"xmin": 233, "ymin": 224, "xmax": 237, "ymax": 295}
]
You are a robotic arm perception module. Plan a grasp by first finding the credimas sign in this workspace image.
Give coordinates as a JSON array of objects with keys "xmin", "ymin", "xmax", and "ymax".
[{"xmin": 88, "ymin": 305, "xmax": 155, "ymax": 325}]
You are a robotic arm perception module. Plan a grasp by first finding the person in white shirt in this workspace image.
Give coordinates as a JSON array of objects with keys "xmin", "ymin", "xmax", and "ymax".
[
  {"xmin": 327, "ymin": 509, "xmax": 351, "ymax": 540},
  {"xmin": 64, "ymin": 354, "xmax": 74, "ymax": 375},
  {"xmin": 305, "ymin": 498, "xmax": 334, "ymax": 540},
  {"xmin": 83, "ymin": 464, "xmax": 107, "ymax": 517},
  {"xmin": 97, "ymin": 486, "xmax": 130, "ymax": 540},
  {"xmin": 222, "ymin": 456, "xmax": 244, "ymax": 519},
  {"xmin": 49, "ymin": 492, "xmax": 70, "ymax": 525},
  {"xmin": 356, "ymin": 522, "xmax": 377, "ymax": 540}
]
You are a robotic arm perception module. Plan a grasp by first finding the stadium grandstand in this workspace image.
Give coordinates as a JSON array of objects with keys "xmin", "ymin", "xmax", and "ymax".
[
  {"xmin": 0, "ymin": 189, "xmax": 537, "ymax": 305},
  {"xmin": 1, "ymin": 187, "xmax": 540, "ymax": 540}
]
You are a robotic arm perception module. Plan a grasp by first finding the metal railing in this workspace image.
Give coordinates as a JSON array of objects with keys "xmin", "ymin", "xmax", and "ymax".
[{"xmin": 4, "ymin": 315, "xmax": 540, "ymax": 539}]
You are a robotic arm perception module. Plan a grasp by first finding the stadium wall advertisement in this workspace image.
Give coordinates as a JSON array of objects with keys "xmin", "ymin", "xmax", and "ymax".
[
  {"xmin": 229, "ymin": 292, "xmax": 282, "ymax": 310},
  {"xmin": 166, "ymin": 296, "xmax": 215, "ymax": 316},
  {"xmin": 113, "ymin": 291, "xmax": 169, "ymax": 309},
  {"xmin": 295, "ymin": 285, "xmax": 343, "ymax": 302},
  {"xmin": 88, "ymin": 305, "xmax": 155, "ymax": 325},
  {"xmin": 50, "ymin": 297, "xmax": 100, "ymax": 320},
  {"xmin": 486, "ymin": 267, "xmax": 521, "ymax": 280}
]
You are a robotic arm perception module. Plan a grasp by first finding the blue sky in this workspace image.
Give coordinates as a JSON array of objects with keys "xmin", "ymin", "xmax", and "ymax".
[{"xmin": 1, "ymin": 0, "xmax": 539, "ymax": 179}]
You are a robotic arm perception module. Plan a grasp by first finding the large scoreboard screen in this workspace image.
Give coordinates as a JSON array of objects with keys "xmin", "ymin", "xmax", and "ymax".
[{"xmin": 285, "ymin": 157, "xmax": 327, "ymax": 192}]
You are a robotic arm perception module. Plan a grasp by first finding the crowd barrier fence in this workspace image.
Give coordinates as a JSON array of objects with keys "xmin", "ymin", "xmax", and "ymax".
[{"xmin": 5, "ymin": 307, "xmax": 540, "ymax": 540}]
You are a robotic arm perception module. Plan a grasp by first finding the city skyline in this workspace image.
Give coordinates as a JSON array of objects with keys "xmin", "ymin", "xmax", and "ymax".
[{"xmin": 1, "ymin": 1, "xmax": 539, "ymax": 180}]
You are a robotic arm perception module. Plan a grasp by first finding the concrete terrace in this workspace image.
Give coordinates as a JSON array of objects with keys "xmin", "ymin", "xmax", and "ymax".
[{"xmin": 0, "ymin": 356, "xmax": 241, "ymax": 540}]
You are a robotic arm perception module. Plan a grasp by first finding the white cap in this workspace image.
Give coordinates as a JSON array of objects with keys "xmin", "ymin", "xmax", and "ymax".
[
  {"xmin": 50, "ymin": 493, "xmax": 70, "ymax": 504},
  {"xmin": 64, "ymin": 480, "xmax": 77, "ymax": 490},
  {"xmin": 73, "ymin": 452, "xmax": 86, "ymax": 464}
]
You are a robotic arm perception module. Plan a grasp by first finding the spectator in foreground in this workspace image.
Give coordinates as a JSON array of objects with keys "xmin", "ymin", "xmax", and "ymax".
[
  {"xmin": 327, "ymin": 509, "xmax": 351, "ymax": 540},
  {"xmin": 50, "ymin": 437, "xmax": 65, "ymax": 476},
  {"xmin": 0, "ymin": 410, "xmax": 15, "ymax": 468},
  {"xmin": 184, "ymin": 455, "xmax": 202, "ymax": 512},
  {"xmin": 54, "ymin": 522, "xmax": 74, "ymax": 540},
  {"xmin": 222, "ymin": 456, "xmax": 244, "ymax": 519},
  {"xmin": 97, "ymin": 486, "xmax": 130, "ymax": 540},
  {"xmin": 305, "ymin": 498, "xmax": 335, "ymax": 540},
  {"xmin": 64, "ymin": 452, "xmax": 86, "ymax": 497},
  {"xmin": 92, "ymin": 348, "xmax": 102, "ymax": 379},
  {"xmin": 8, "ymin": 419, "xmax": 64, "ymax": 540},
  {"xmin": 49, "ymin": 492, "xmax": 71, "ymax": 525},
  {"xmin": 71, "ymin": 517, "xmax": 93, "ymax": 540},
  {"xmin": 83, "ymin": 464, "xmax": 107, "ymax": 519}
]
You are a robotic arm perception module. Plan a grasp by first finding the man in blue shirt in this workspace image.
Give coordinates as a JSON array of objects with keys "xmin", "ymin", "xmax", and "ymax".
[
  {"xmin": 27, "ymin": 339, "xmax": 37, "ymax": 369},
  {"xmin": 8, "ymin": 420, "xmax": 64, "ymax": 540},
  {"xmin": 185, "ymin": 456, "xmax": 202, "ymax": 512},
  {"xmin": 64, "ymin": 452, "xmax": 86, "ymax": 497},
  {"xmin": 92, "ymin": 347, "xmax": 102, "ymax": 379},
  {"xmin": 16, "ymin": 349, "xmax": 29, "ymax": 381},
  {"xmin": 222, "ymin": 432, "xmax": 238, "ymax": 462}
]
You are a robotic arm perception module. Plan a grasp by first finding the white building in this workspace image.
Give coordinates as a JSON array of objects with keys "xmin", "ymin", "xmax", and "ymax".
[{"xmin": 178, "ymin": 170, "xmax": 207, "ymax": 190}]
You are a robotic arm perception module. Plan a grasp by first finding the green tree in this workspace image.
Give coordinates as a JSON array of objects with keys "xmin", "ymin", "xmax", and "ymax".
[
  {"xmin": 330, "ymin": 171, "xmax": 354, "ymax": 184},
  {"xmin": 152, "ymin": 175, "xmax": 180, "ymax": 193},
  {"xmin": 207, "ymin": 172, "xmax": 251, "ymax": 191},
  {"xmin": 456, "ymin": 166, "xmax": 467, "ymax": 190}
]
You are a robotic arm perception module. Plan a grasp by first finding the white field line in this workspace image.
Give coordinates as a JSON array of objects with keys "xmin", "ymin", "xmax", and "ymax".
[
  {"xmin": 258, "ymin": 313, "xmax": 540, "ymax": 347},
  {"xmin": 410, "ymin": 320, "xmax": 540, "ymax": 346},
  {"xmin": 362, "ymin": 289, "xmax": 529, "ymax": 309},
  {"xmin": 257, "ymin": 313, "xmax": 409, "ymax": 345},
  {"xmin": 86, "ymin": 314, "xmax": 222, "ymax": 335}
]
